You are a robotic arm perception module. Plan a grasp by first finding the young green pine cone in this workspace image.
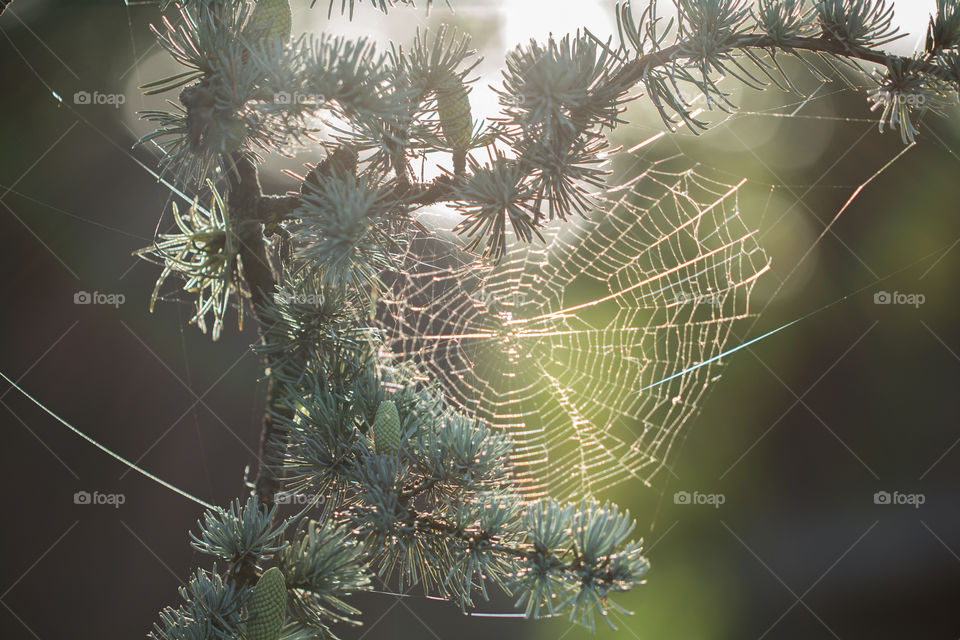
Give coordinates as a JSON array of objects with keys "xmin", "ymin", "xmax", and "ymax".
[
  {"xmin": 372, "ymin": 400, "xmax": 402, "ymax": 454},
  {"xmin": 244, "ymin": 567, "xmax": 286, "ymax": 640},
  {"xmin": 436, "ymin": 75, "xmax": 473, "ymax": 152},
  {"xmin": 244, "ymin": 0, "xmax": 292, "ymax": 44}
]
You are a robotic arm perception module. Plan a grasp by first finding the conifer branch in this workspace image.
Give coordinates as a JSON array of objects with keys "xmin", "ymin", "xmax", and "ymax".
[
  {"xmin": 225, "ymin": 153, "xmax": 287, "ymax": 514},
  {"xmin": 256, "ymin": 194, "xmax": 301, "ymax": 225},
  {"xmin": 615, "ymin": 33, "xmax": 944, "ymax": 88}
]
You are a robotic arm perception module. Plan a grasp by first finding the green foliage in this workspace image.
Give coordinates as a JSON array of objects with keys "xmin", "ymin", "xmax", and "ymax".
[
  {"xmin": 141, "ymin": 2, "xmax": 266, "ymax": 179},
  {"xmin": 613, "ymin": 0, "xmax": 960, "ymax": 143},
  {"xmin": 928, "ymin": 0, "xmax": 960, "ymax": 52},
  {"xmin": 300, "ymin": 35, "xmax": 397, "ymax": 122},
  {"xmin": 291, "ymin": 172, "xmax": 402, "ymax": 295},
  {"xmin": 253, "ymin": 271, "xmax": 370, "ymax": 389},
  {"xmin": 493, "ymin": 32, "xmax": 632, "ymax": 230},
  {"xmin": 258, "ymin": 358, "xmax": 647, "ymax": 624},
  {"xmin": 151, "ymin": 569, "xmax": 246, "ymax": 640},
  {"xmin": 755, "ymin": 0, "xmax": 818, "ymax": 45},
  {"xmin": 413, "ymin": 412, "xmax": 510, "ymax": 486},
  {"xmin": 869, "ymin": 56, "xmax": 955, "ymax": 143},
  {"xmin": 815, "ymin": 0, "xmax": 899, "ymax": 48},
  {"xmin": 137, "ymin": 1, "xmax": 960, "ymax": 639},
  {"xmin": 319, "ymin": 0, "xmax": 427, "ymax": 20},
  {"xmin": 135, "ymin": 181, "xmax": 240, "ymax": 340},
  {"xmin": 399, "ymin": 26, "xmax": 478, "ymax": 95},
  {"xmin": 280, "ymin": 520, "xmax": 369, "ymax": 631},
  {"xmin": 678, "ymin": 0, "xmax": 752, "ymax": 72},
  {"xmin": 452, "ymin": 156, "xmax": 540, "ymax": 260},
  {"xmin": 190, "ymin": 495, "xmax": 286, "ymax": 565}
]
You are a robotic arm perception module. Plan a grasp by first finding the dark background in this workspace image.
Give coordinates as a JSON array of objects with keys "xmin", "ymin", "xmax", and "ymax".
[{"xmin": 1, "ymin": 2, "xmax": 959, "ymax": 639}]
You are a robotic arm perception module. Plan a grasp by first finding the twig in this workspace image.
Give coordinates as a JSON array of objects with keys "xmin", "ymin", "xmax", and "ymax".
[
  {"xmin": 257, "ymin": 194, "xmax": 301, "ymax": 225},
  {"xmin": 225, "ymin": 153, "xmax": 287, "ymax": 516},
  {"xmin": 615, "ymin": 34, "xmax": 946, "ymax": 89}
]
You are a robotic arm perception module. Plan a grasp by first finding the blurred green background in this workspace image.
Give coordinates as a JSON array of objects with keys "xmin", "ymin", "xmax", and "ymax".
[{"xmin": 1, "ymin": 1, "xmax": 959, "ymax": 639}]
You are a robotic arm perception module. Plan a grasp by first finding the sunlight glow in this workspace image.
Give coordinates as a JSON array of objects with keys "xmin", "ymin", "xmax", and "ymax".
[
  {"xmin": 888, "ymin": 0, "xmax": 937, "ymax": 55},
  {"xmin": 498, "ymin": 0, "xmax": 615, "ymax": 48}
]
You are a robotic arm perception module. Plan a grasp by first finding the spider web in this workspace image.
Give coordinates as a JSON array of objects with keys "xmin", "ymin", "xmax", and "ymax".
[{"xmin": 377, "ymin": 155, "xmax": 771, "ymax": 501}]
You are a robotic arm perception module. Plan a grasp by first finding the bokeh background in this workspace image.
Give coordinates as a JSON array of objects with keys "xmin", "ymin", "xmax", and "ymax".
[{"xmin": 2, "ymin": 1, "xmax": 959, "ymax": 639}]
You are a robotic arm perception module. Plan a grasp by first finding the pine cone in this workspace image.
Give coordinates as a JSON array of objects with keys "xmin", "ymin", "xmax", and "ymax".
[
  {"xmin": 437, "ymin": 76, "xmax": 473, "ymax": 151},
  {"xmin": 244, "ymin": 567, "xmax": 286, "ymax": 640},
  {"xmin": 244, "ymin": 0, "xmax": 292, "ymax": 44},
  {"xmin": 372, "ymin": 400, "xmax": 402, "ymax": 454}
]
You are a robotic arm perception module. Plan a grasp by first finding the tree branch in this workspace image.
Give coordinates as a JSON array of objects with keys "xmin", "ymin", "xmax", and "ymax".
[
  {"xmin": 257, "ymin": 194, "xmax": 301, "ymax": 225},
  {"xmin": 256, "ymin": 174, "xmax": 460, "ymax": 227},
  {"xmin": 225, "ymin": 154, "xmax": 287, "ymax": 517},
  {"xmin": 615, "ymin": 33, "xmax": 947, "ymax": 95}
]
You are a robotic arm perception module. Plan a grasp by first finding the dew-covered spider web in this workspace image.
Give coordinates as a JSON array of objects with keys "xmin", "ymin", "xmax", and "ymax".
[{"xmin": 376, "ymin": 155, "xmax": 771, "ymax": 501}]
